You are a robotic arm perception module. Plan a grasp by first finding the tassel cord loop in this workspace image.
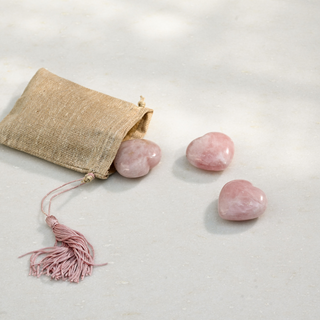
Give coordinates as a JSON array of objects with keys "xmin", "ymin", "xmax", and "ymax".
[{"xmin": 41, "ymin": 172, "xmax": 95, "ymax": 217}]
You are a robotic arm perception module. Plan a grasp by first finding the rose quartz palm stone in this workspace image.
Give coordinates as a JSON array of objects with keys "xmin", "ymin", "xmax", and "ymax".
[
  {"xmin": 114, "ymin": 139, "xmax": 161, "ymax": 178},
  {"xmin": 218, "ymin": 180, "xmax": 267, "ymax": 221},
  {"xmin": 186, "ymin": 132, "xmax": 234, "ymax": 171}
]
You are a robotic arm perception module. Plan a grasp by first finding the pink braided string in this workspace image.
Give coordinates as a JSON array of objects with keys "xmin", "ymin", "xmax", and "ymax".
[{"xmin": 41, "ymin": 172, "xmax": 95, "ymax": 217}]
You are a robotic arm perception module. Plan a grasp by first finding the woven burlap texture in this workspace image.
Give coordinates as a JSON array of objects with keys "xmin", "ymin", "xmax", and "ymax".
[{"xmin": 0, "ymin": 68, "xmax": 153, "ymax": 179}]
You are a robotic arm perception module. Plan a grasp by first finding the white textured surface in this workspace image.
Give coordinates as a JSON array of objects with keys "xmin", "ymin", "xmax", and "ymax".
[{"xmin": 0, "ymin": 1, "xmax": 320, "ymax": 319}]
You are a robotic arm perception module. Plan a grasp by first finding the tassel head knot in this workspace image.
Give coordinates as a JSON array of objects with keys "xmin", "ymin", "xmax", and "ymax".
[{"xmin": 46, "ymin": 215, "xmax": 59, "ymax": 228}]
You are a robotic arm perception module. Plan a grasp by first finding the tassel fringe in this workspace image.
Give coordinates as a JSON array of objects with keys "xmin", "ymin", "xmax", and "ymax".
[{"xmin": 20, "ymin": 215, "xmax": 107, "ymax": 283}]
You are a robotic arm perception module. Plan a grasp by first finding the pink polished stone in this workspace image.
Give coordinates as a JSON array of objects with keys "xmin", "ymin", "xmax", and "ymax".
[
  {"xmin": 114, "ymin": 139, "xmax": 161, "ymax": 178},
  {"xmin": 186, "ymin": 132, "xmax": 234, "ymax": 171},
  {"xmin": 218, "ymin": 180, "xmax": 267, "ymax": 221}
]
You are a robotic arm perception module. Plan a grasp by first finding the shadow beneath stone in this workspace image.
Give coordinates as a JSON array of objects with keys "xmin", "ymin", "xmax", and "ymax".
[
  {"xmin": 172, "ymin": 155, "xmax": 223, "ymax": 184},
  {"xmin": 204, "ymin": 199, "xmax": 257, "ymax": 234},
  {"xmin": 102, "ymin": 172, "xmax": 142, "ymax": 193}
]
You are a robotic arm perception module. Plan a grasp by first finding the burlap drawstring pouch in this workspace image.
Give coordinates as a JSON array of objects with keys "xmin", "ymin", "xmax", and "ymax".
[{"xmin": 0, "ymin": 68, "xmax": 153, "ymax": 282}]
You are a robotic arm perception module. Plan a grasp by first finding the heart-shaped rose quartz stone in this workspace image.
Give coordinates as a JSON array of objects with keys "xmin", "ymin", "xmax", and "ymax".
[
  {"xmin": 114, "ymin": 139, "xmax": 161, "ymax": 178},
  {"xmin": 218, "ymin": 180, "xmax": 267, "ymax": 221},
  {"xmin": 186, "ymin": 132, "xmax": 234, "ymax": 171}
]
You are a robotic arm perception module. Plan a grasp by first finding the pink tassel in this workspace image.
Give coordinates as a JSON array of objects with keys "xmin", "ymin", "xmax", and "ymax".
[{"xmin": 19, "ymin": 173, "xmax": 107, "ymax": 282}]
